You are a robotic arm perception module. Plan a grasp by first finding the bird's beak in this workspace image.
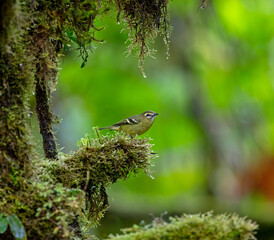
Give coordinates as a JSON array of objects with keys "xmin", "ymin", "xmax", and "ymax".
[{"xmin": 154, "ymin": 113, "xmax": 159, "ymax": 116}]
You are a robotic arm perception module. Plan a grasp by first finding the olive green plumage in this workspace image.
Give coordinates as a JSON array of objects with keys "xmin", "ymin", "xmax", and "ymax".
[{"xmin": 99, "ymin": 111, "xmax": 158, "ymax": 137}]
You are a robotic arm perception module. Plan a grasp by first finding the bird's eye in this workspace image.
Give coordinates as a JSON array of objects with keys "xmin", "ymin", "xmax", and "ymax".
[{"xmin": 145, "ymin": 113, "xmax": 153, "ymax": 118}]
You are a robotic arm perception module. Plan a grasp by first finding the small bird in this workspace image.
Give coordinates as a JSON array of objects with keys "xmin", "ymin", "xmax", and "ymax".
[{"xmin": 99, "ymin": 111, "xmax": 159, "ymax": 138}]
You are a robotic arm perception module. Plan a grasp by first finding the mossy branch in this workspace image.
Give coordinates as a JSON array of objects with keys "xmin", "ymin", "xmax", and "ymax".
[
  {"xmin": 107, "ymin": 212, "xmax": 258, "ymax": 240},
  {"xmin": 32, "ymin": 26, "xmax": 59, "ymax": 159},
  {"xmin": 35, "ymin": 133, "xmax": 156, "ymax": 227},
  {"xmin": 0, "ymin": 133, "xmax": 156, "ymax": 239}
]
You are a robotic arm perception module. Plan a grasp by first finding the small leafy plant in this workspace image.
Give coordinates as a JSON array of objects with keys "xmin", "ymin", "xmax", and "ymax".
[{"xmin": 0, "ymin": 214, "xmax": 27, "ymax": 240}]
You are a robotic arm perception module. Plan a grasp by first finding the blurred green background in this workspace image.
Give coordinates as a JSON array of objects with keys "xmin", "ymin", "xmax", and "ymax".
[{"xmin": 32, "ymin": 0, "xmax": 274, "ymax": 238}]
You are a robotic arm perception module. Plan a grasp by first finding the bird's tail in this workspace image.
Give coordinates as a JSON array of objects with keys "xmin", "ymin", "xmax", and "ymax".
[{"xmin": 98, "ymin": 126, "xmax": 111, "ymax": 130}]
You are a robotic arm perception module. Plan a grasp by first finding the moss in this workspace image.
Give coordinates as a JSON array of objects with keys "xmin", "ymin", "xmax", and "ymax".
[
  {"xmin": 0, "ymin": 133, "xmax": 155, "ymax": 239},
  {"xmin": 1, "ymin": 0, "xmax": 171, "ymax": 238},
  {"xmin": 107, "ymin": 212, "xmax": 258, "ymax": 240},
  {"xmin": 35, "ymin": 133, "xmax": 156, "ymax": 225},
  {"xmin": 0, "ymin": 0, "xmax": 20, "ymax": 46},
  {"xmin": 117, "ymin": 0, "xmax": 171, "ymax": 77},
  {"xmin": 0, "ymin": 0, "xmax": 34, "ymax": 179},
  {"xmin": 31, "ymin": 25, "xmax": 59, "ymax": 159},
  {"xmin": 0, "ymin": 179, "xmax": 85, "ymax": 239},
  {"xmin": 30, "ymin": 0, "xmax": 113, "ymax": 66},
  {"xmin": 30, "ymin": 0, "xmax": 170, "ymax": 73}
]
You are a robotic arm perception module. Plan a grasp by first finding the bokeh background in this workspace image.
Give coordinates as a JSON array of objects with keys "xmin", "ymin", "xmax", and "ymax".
[{"xmin": 32, "ymin": 0, "xmax": 274, "ymax": 238}]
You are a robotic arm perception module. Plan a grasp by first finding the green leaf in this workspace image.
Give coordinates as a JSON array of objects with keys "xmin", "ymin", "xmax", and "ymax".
[
  {"xmin": 0, "ymin": 214, "xmax": 8, "ymax": 234},
  {"xmin": 7, "ymin": 214, "xmax": 27, "ymax": 240}
]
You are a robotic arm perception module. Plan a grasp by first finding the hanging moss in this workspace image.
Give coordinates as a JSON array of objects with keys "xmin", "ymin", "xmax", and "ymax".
[
  {"xmin": 107, "ymin": 212, "xmax": 258, "ymax": 240},
  {"xmin": 29, "ymin": 0, "xmax": 113, "ymax": 66},
  {"xmin": 117, "ymin": 0, "xmax": 171, "ymax": 76},
  {"xmin": 29, "ymin": 0, "xmax": 170, "ymax": 73}
]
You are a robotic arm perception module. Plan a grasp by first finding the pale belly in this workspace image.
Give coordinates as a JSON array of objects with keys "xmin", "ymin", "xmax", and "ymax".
[{"xmin": 119, "ymin": 124, "xmax": 151, "ymax": 137}]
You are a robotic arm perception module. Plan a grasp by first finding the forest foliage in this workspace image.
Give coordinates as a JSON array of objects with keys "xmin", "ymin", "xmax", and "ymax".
[{"xmin": 1, "ymin": 0, "xmax": 270, "ymax": 239}]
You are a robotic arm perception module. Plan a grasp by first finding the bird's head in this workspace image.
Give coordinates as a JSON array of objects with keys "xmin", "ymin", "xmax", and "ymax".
[{"xmin": 142, "ymin": 111, "xmax": 159, "ymax": 120}]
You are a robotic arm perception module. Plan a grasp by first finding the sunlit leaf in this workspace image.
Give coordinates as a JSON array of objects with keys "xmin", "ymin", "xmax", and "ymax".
[{"xmin": 7, "ymin": 214, "xmax": 27, "ymax": 240}]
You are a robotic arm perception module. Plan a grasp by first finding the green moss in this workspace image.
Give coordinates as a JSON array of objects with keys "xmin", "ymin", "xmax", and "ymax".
[
  {"xmin": 117, "ymin": 0, "xmax": 171, "ymax": 76},
  {"xmin": 0, "ymin": 133, "xmax": 156, "ymax": 239},
  {"xmin": 30, "ymin": 0, "xmax": 113, "ymax": 66},
  {"xmin": 30, "ymin": 0, "xmax": 170, "ymax": 73},
  {"xmin": 107, "ymin": 212, "xmax": 258, "ymax": 240},
  {"xmin": 35, "ymin": 133, "xmax": 156, "ymax": 226},
  {"xmin": 1, "ymin": 0, "xmax": 171, "ymax": 238},
  {"xmin": 0, "ymin": 179, "xmax": 85, "ymax": 239},
  {"xmin": 0, "ymin": 0, "xmax": 34, "ymax": 179},
  {"xmin": 0, "ymin": 0, "xmax": 22, "ymax": 46}
]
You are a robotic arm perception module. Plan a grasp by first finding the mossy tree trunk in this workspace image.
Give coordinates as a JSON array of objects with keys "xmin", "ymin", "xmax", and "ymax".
[
  {"xmin": 0, "ymin": 0, "xmax": 33, "ymax": 183},
  {"xmin": 33, "ymin": 26, "xmax": 58, "ymax": 159}
]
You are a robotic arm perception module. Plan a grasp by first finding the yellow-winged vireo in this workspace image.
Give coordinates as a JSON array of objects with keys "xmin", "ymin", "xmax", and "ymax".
[{"xmin": 99, "ymin": 111, "xmax": 158, "ymax": 138}]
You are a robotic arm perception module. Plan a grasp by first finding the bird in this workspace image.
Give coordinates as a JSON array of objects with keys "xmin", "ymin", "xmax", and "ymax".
[{"xmin": 99, "ymin": 111, "xmax": 158, "ymax": 138}]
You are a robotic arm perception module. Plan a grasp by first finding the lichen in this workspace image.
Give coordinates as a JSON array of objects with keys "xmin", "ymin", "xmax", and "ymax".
[{"xmin": 107, "ymin": 212, "xmax": 258, "ymax": 240}]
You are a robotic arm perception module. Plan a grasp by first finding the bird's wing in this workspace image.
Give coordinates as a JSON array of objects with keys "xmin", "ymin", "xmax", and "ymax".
[{"xmin": 112, "ymin": 116, "xmax": 140, "ymax": 127}]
